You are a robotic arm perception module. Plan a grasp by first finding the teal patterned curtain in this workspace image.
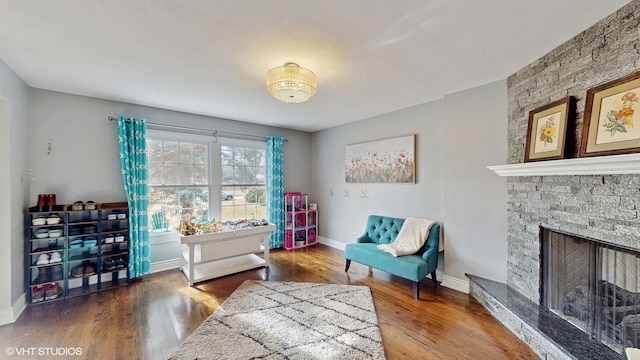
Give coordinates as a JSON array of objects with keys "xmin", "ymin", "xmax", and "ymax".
[
  {"xmin": 267, "ymin": 137, "xmax": 285, "ymax": 248},
  {"xmin": 117, "ymin": 116, "xmax": 150, "ymax": 278}
]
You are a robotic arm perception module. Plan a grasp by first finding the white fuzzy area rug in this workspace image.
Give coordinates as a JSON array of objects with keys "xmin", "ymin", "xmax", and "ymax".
[{"xmin": 169, "ymin": 280, "xmax": 386, "ymax": 360}]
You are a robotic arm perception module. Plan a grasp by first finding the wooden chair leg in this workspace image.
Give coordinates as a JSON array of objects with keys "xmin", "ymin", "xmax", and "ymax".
[
  {"xmin": 413, "ymin": 282, "xmax": 420, "ymax": 300},
  {"xmin": 431, "ymin": 270, "xmax": 438, "ymax": 287},
  {"xmin": 345, "ymin": 259, "xmax": 351, "ymax": 272}
]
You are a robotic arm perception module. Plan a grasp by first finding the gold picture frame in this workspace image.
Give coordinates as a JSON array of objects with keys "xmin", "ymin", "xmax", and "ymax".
[
  {"xmin": 524, "ymin": 97, "xmax": 573, "ymax": 162},
  {"xmin": 579, "ymin": 71, "xmax": 640, "ymax": 157},
  {"xmin": 345, "ymin": 134, "xmax": 416, "ymax": 183}
]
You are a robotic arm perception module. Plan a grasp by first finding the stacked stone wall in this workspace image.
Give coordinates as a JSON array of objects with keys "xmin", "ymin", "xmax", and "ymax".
[{"xmin": 507, "ymin": 1, "xmax": 640, "ymax": 301}]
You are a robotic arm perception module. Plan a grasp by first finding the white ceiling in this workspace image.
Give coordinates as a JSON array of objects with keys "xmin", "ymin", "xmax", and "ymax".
[{"xmin": 0, "ymin": 0, "xmax": 632, "ymax": 132}]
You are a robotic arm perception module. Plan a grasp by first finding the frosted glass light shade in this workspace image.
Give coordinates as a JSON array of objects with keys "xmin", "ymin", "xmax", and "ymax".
[{"xmin": 266, "ymin": 63, "xmax": 317, "ymax": 103}]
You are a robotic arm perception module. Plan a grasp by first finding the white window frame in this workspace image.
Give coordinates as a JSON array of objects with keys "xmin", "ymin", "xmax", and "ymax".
[{"xmin": 146, "ymin": 130, "xmax": 267, "ymax": 240}]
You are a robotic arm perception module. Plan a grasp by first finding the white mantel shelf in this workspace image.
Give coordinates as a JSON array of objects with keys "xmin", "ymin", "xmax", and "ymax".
[{"xmin": 487, "ymin": 153, "xmax": 640, "ymax": 177}]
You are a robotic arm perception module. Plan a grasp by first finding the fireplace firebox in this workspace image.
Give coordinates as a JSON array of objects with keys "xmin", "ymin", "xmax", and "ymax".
[{"xmin": 541, "ymin": 227, "xmax": 640, "ymax": 355}]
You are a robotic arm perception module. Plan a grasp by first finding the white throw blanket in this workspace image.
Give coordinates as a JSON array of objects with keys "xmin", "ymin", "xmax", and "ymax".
[{"xmin": 377, "ymin": 218, "xmax": 441, "ymax": 257}]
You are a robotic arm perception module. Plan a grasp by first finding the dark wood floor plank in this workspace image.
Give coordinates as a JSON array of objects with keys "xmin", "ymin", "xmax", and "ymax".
[{"xmin": 0, "ymin": 244, "xmax": 538, "ymax": 359}]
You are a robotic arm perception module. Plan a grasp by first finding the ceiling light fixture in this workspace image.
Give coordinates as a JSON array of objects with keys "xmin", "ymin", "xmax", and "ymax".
[{"xmin": 266, "ymin": 63, "xmax": 317, "ymax": 103}]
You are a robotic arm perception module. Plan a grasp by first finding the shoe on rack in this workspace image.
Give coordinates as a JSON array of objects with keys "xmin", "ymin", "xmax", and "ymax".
[
  {"xmin": 44, "ymin": 282, "xmax": 61, "ymax": 301},
  {"xmin": 34, "ymin": 267, "xmax": 48, "ymax": 283},
  {"xmin": 71, "ymin": 265, "xmax": 84, "ymax": 278},
  {"xmin": 31, "ymin": 285, "xmax": 45, "ymax": 303},
  {"xmin": 82, "ymin": 226, "xmax": 97, "ymax": 234},
  {"xmin": 69, "ymin": 238, "xmax": 83, "ymax": 249},
  {"xmin": 115, "ymin": 234, "xmax": 125, "ymax": 243},
  {"xmin": 84, "ymin": 201, "xmax": 97, "ymax": 210},
  {"xmin": 46, "ymin": 214, "xmax": 61, "ymax": 225},
  {"xmin": 83, "ymin": 237, "xmax": 97, "ymax": 248},
  {"xmin": 104, "ymin": 235, "xmax": 115, "ymax": 244},
  {"xmin": 48, "ymin": 229, "xmax": 63, "ymax": 238},
  {"xmin": 35, "ymin": 254, "xmax": 50, "ymax": 266},
  {"xmin": 116, "ymin": 257, "xmax": 127, "ymax": 269},
  {"xmin": 51, "ymin": 264, "xmax": 63, "ymax": 281},
  {"xmin": 49, "ymin": 252, "xmax": 62, "ymax": 263},
  {"xmin": 103, "ymin": 258, "xmax": 116, "ymax": 272},
  {"xmin": 31, "ymin": 216, "xmax": 46, "ymax": 226},
  {"xmin": 46, "ymin": 194, "xmax": 56, "ymax": 211},
  {"xmin": 71, "ymin": 201, "xmax": 84, "ymax": 211},
  {"xmin": 84, "ymin": 263, "xmax": 96, "ymax": 276}
]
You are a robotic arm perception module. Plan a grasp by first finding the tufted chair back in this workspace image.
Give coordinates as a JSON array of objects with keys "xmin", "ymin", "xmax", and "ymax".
[{"xmin": 363, "ymin": 215, "xmax": 405, "ymax": 245}]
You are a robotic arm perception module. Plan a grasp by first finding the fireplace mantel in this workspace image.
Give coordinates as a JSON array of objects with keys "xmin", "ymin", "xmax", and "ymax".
[{"xmin": 488, "ymin": 153, "xmax": 640, "ymax": 177}]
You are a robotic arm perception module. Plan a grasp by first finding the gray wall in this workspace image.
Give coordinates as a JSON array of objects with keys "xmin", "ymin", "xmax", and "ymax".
[
  {"xmin": 443, "ymin": 80, "xmax": 508, "ymax": 282},
  {"xmin": 28, "ymin": 89, "xmax": 312, "ymax": 264},
  {"xmin": 29, "ymin": 89, "xmax": 312, "ymax": 204},
  {"xmin": 0, "ymin": 59, "xmax": 31, "ymax": 323},
  {"xmin": 311, "ymin": 80, "xmax": 509, "ymax": 284},
  {"xmin": 506, "ymin": 0, "xmax": 640, "ymax": 302},
  {"xmin": 310, "ymin": 100, "xmax": 445, "ymax": 245}
]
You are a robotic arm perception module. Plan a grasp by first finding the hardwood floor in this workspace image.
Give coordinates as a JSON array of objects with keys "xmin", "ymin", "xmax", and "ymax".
[{"xmin": 0, "ymin": 245, "xmax": 538, "ymax": 359}]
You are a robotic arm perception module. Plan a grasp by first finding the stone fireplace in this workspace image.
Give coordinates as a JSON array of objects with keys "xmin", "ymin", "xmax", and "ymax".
[{"xmin": 471, "ymin": 1, "xmax": 640, "ymax": 359}]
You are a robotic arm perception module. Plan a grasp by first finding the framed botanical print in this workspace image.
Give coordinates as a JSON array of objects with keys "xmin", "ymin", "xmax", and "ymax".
[
  {"xmin": 524, "ymin": 96, "xmax": 573, "ymax": 162},
  {"xmin": 579, "ymin": 71, "xmax": 640, "ymax": 157}
]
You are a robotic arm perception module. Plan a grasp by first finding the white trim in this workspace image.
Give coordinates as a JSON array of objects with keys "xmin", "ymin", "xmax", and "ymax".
[
  {"xmin": 318, "ymin": 236, "xmax": 346, "ymax": 251},
  {"xmin": 487, "ymin": 153, "xmax": 640, "ymax": 177},
  {"xmin": 0, "ymin": 307, "xmax": 13, "ymax": 325},
  {"xmin": 441, "ymin": 274, "xmax": 470, "ymax": 294},
  {"xmin": 150, "ymin": 258, "xmax": 183, "ymax": 274},
  {"xmin": 0, "ymin": 293, "xmax": 26, "ymax": 325}
]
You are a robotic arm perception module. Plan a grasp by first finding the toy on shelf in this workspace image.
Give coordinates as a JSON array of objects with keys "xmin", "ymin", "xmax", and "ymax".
[{"xmin": 284, "ymin": 192, "xmax": 318, "ymax": 250}]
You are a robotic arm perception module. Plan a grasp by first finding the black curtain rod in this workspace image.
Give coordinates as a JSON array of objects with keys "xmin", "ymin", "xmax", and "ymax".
[{"xmin": 108, "ymin": 116, "xmax": 287, "ymax": 142}]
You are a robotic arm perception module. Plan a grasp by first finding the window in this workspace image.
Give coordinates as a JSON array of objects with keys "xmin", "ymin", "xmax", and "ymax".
[
  {"xmin": 146, "ymin": 130, "xmax": 266, "ymax": 232},
  {"xmin": 220, "ymin": 142, "xmax": 267, "ymax": 221}
]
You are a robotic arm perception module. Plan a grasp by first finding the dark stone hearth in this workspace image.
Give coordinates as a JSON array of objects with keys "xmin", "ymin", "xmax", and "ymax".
[{"xmin": 468, "ymin": 274, "xmax": 622, "ymax": 360}]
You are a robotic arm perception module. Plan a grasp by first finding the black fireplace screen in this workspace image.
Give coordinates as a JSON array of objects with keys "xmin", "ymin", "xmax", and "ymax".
[{"xmin": 541, "ymin": 227, "xmax": 640, "ymax": 354}]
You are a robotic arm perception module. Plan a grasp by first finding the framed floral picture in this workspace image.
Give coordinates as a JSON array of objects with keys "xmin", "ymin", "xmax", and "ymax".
[
  {"xmin": 579, "ymin": 71, "xmax": 640, "ymax": 157},
  {"xmin": 524, "ymin": 96, "xmax": 573, "ymax": 162},
  {"xmin": 345, "ymin": 134, "xmax": 415, "ymax": 183}
]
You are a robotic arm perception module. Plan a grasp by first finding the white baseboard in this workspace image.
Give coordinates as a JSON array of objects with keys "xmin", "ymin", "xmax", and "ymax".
[
  {"xmin": 318, "ymin": 236, "xmax": 346, "ymax": 251},
  {"xmin": 150, "ymin": 258, "xmax": 183, "ymax": 274},
  {"xmin": 0, "ymin": 293, "xmax": 26, "ymax": 325},
  {"xmin": 441, "ymin": 274, "xmax": 470, "ymax": 294},
  {"xmin": 318, "ymin": 236, "xmax": 469, "ymax": 294}
]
